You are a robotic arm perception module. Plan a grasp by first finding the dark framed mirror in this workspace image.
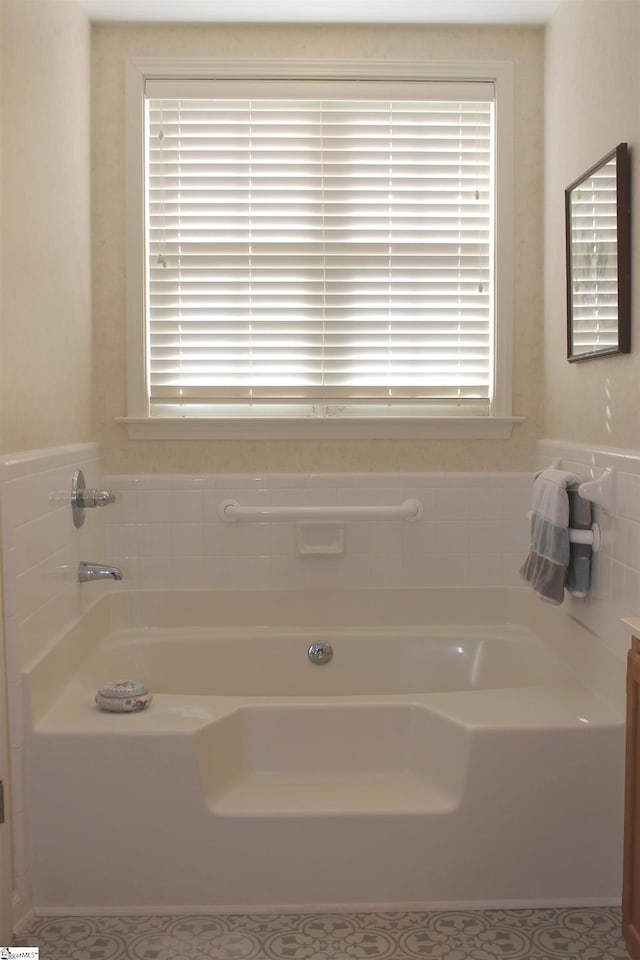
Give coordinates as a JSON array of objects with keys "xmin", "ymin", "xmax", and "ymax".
[{"xmin": 565, "ymin": 142, "xmax": 631, "ymax": 361}]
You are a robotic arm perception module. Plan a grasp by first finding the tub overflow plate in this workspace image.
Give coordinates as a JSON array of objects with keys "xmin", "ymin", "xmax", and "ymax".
[{"xmin": 308, "ymin": 641, "xmax": 333, "ymax": 665}]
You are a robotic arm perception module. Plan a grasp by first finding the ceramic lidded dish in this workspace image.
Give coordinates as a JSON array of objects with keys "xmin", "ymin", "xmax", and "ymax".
[{"xmin": 95, "ymin": 680, "xmax": 152, "ymax": 712}]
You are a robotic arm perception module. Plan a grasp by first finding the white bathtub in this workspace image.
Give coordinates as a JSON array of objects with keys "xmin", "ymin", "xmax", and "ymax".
[
  {"xmin": 75, "ymin": 624, "xmax": 571, "ymax": 697},
  {"xmin": 25, "ymin": 587, "xmax": 626, "ymax": 914}
]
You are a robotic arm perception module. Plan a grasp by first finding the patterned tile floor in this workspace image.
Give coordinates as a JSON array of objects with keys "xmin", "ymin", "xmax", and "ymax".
[{"xmin": 15, "ymin": 906, "xmax": 630, "ymax": 959}]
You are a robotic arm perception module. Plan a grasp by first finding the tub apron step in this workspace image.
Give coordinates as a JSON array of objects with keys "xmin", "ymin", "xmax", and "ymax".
[{"xmin": 210, "ymin": 771, "xmax": 457, "ymax": 816}]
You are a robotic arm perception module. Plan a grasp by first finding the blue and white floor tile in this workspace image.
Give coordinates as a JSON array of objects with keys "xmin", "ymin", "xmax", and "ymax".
[{"xmin": 16, "ymin": 907, "xmax": 629, "ymax": 959}]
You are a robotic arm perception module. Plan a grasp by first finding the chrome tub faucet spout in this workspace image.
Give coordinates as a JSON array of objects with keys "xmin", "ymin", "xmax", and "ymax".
[{"xmin": 78, "ymin": 561, "xmax": 123, "ymax": 582}]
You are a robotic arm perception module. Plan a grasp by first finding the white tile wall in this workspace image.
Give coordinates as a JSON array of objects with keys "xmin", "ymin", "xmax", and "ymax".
[
  {"xmin": 0, "ymin": 444, "xmax": 106, "ymax": 673},
  {"xmin": 537, "ymin": 439, "xmax": 640, "ymax": 661},
  {"xmin": 102, "ymin": 471, "xmax": 533, "ymax": 593},
  {"xmin": 100, "ymin": 453, "xmax": 640, "ymax": 662}
]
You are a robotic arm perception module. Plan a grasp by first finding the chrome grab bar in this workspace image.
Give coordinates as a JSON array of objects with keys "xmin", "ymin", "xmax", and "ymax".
[{"xmin": 220, "ymin": 498, "xmax": 423, "ymax": 523}]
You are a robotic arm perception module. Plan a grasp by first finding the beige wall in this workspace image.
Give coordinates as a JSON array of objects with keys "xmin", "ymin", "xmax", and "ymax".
[
  {"xmin": 3, "ymin": 3, "xmax": 639, "ymax": 471},
  {"xmin": 544, "ymin": 0, "xmax": 640, "ymax": 451},
  {"xmin": 92, "ymin": 23, "xmax": 545, "ymax": 474},
  {"xmin": 0, "ymin": 0, "xmax": 93, "ymax": 455}
]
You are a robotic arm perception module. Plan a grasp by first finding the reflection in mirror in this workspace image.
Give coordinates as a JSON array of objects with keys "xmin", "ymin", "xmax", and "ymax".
[{"xmin": 565, "ymin": 142, "xmax": 630, "ymax": 361}]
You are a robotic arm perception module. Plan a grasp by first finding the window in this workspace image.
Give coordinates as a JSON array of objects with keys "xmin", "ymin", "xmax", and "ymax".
[{"xmin": 124, "ymin": 60, "xmax": 515, "ymax": 439}]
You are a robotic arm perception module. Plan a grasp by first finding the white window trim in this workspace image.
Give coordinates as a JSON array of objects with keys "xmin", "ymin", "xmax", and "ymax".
[{"xmin": 122, "ymin": 57, "xmax": 520, "ymax": 440}]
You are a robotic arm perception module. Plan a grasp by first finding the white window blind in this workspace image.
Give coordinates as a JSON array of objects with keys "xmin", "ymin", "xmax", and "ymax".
[{"xmin": 144, "ymin": 78, "xmax": 495, "ymax": 415}]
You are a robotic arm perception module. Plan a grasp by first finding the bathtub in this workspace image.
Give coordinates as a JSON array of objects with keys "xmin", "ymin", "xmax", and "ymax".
[{"xmin": 25, "ymin": 587, "xmax": 626, "ymax": 914}]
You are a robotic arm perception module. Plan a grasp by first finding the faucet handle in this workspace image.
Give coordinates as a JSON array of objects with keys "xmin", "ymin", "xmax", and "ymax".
[
  {"xmin": 71, "ymin": 468, "xmax": 115, "ymax": 528},
  {"xmin": 76, "ymin": 488, "xmax": 115, "ymax": 508}
]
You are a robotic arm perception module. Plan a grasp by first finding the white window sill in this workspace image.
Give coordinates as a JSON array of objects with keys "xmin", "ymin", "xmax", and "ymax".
[{"xmin": 116, "ymin": 416, "xmax": 524, "ymax": 441}]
